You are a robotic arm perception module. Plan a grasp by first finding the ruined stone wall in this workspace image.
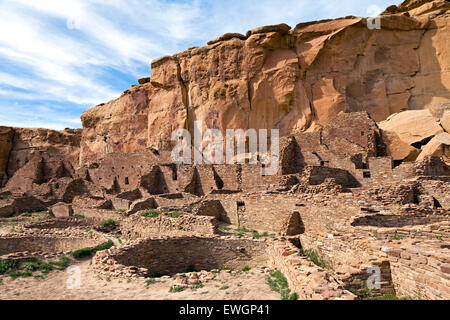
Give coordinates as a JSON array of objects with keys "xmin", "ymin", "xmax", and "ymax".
[
  {"xmin": 111, "ymin": 236, "xmax": 268, "ymax": 276},
  {"xmin": 6, "ymin": 128, "xmax": 81, "ymax": 182},
  {"xmin": 266, "ymin": 239, "xmax": 356, "ymax": 300},
  {"xmin": 381, "ymin": 240, "xmax": 450, "ymax": 299},
  {"xmin": 121, "ymin": 214, "xmax": 218, "ymax": 239},
  {"xmin": 206, "ymin": 193, "xmax": 303, "ymax": 233},
  {"xmin": 0, "ymin": 235, "xmax": 102, "ymax": 256}
]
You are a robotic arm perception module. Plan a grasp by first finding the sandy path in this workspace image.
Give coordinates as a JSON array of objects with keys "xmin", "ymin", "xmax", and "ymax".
[{"xmin": 0, "ymin": 259, "xmax": 281, "ymax": 300}]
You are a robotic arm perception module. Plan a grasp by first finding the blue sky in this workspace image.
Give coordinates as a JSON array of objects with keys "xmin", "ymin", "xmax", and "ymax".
[{"xmin": 0, "ymin": 0, "xmax": 401, "ymax": 130}]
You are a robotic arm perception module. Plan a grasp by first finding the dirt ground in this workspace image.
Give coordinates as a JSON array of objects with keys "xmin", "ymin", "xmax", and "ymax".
[{"xmin": 0, "ymin": 259, "xmax": 281, "ymax": 300}]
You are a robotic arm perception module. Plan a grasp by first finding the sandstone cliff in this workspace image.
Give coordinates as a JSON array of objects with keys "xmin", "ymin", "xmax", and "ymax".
[{"xmin": 80, "ymin": 0, "xmax": 449, "ymax": 163}]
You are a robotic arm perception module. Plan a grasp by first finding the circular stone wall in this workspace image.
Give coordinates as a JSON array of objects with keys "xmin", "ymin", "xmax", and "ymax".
[{"xmin": 112, "ymin": 236, "xmax": 268, "ymax": 276}]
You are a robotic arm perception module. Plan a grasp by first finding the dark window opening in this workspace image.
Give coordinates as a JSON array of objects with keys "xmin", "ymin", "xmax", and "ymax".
[
  {"xmin": 393, "ymin": 160, "xmax": 403, "ymax": 168},
  {"xmin": 361, "ymin": 131, "xmax": 365, "ymax": 136},
  {"xmin": 363, "ymin": 171, "xmax": 371, "ymax": 178},
  {"xmin": 237, "ymin": 201, "xmax": 245, "ymax": 207},
  {"xmin": 433, "ymin": 197, "xmax": 442, "ymax": 208},
  {"xmin": 125, "ymin": 177, "xmax": 129, "ymax": 185},
  {"xmin": 362, "ymin": 162, "xmax": 369, "ymax": 170},
  {"xmin": 413, "ymin": 194, "xmax": 420, "ymax": 204}
]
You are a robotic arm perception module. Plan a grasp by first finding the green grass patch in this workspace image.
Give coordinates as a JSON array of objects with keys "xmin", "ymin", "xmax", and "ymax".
[
  {"xmin": 301, "ymin": 248, "xmax": 331, "ymax": 269},
  {"xmin": 169, "ymin": 212, "xmax": 185, "ymax": 218},
  {"xmin": 266, "ymin": 270, "xmax": 297, "ymax": 300},
  {"xmin": 219, "ymin": 285, "xmax": 229, "ymax": 290},
  {"xmin": 218, "ymin": 226, "xmax": 232, "ymax": 231},
  {"xmin": 0, "ymin": 259, "xmax": 20, "ymax": 275},
  {"xmin": 145, "ymin": 278, "xmax": 157, "ymax": 285},
  {"xmin": 242, "ymin": 266, "xmax": 251, "ymax": 272},
  {"xmin": 114, "ymin": 235, "xmax": 123, "ymax": 244},
  {"xmin": 51, "ymin": 256, "xmax": 70, "ymax": 270},
  {"xmin": 169, "ymin": 285, "xmax": 185, "ymax": 293},
  {"xmin": 190, "ymin": 283, "xmax": 204, "ymax": 290},
  {"xmin": 72, "ymin": 248, "xmax": 92, "ymax": 259},
  {"xmin": 141, "ymin": 210, "xmax": 160, "ymax": 218},
  {"xmin": 98, "ymin": 219, "xmax": 117, "ymax": 228}
]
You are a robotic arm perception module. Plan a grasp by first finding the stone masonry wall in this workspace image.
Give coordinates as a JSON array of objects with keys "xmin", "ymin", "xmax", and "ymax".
[{"xmin": 121, "ymin": 214, "xmax": 219, "ymax": 239}]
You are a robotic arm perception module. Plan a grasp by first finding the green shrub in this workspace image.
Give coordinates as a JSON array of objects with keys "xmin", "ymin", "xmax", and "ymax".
[
  {"xmin": 0, "ymin": 259, "xmax": 20, "ymax": 275},
  {"xmin": 190, "ymin": 283, "xmax": 204, "ymax": 290},
  {"xmin": 169, "ymin": 212, "xmax": 185, "ymax": 218},
  {"xmin": 72, "ymin": 248, "xmax": 92, "ymax": 259},
  {"xmin": 266, "ymin": 270, "xmax": 298, "ymax": 300},
  {"xmin": 169, "ymin": 285, "xmax": 185, "ymax": 293},
  {"xmin": 218, "ymin": 226, "xmax": 231, "ymax": 231},
  {"xmin": 93, "ymin": 239, "xmax": 114, "ymax": 252},
  {"xmin": 301, "ymin": 248, "xmax": 330, "ymax": 269},
  {"xmin": 98, "ymin": 219, "xmax": 117, "ymax": 228},
  {"xmin": 141, "ymin": 210, "xmax": 159, "ymax": 218},
  {"xmin": 145, "ymin": 278, "xmax": 157, "ymax": 285},
  {"xmin": 242, "ymin": 266, "xmax": 251, "ymax": 272},
  {"xmin": 73, "ymin": 240, "xmax": 113, "ymax": 259},
  {"xmin": 52, "ymin": 256, "xmax": 70, "ymax": 270},
  {"xmin": 219, "ymin": 285, "xmax": 229, "ymax": 290}
]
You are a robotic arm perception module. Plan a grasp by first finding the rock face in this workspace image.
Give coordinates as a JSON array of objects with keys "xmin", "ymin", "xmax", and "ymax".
[
  {"xmin": 379, "ymin": 109, "xmax": 444, "ymax": 146},
  {"xmin": 416, "ymin": 132, "xmax": 450, "ymax": 162},
  {"xmin": 78, "ymin": 0, "xmax": 449, "ymax": 162},
  {"xmin": 0, "ymin": 127, "xmax": 81, "ymax": 188},
  {"xmin": 80, "ymin": 84, "xmax": 152, "ymax": 164},
  {"xmin": 441, "ymin": 110, "xmax": 450, "ymax": 132},
  {"xmin": 0, "ymin": 127, "xmax": 14, "ymax": 185}
]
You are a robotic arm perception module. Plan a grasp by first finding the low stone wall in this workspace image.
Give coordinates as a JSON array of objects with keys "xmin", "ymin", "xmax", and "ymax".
[
  {"xmin": 0, "ymin": 234, "xmax": 105, "ymax": 258},
  {"xmin": 205, "ymin": 193, "xmax": 304, "ymax": 234},
  {"xmin": 72, "ymin": 207, "xmax": 125, "ymax": 221},
  {"xmin": 93, "ymin": 236, "xmax": 268, "ymax": 278},
  {"xmin": 266, "ymin": 239, "xmax": 355, "ymax": 300},
  {"xmin": 25, "ymin": 217, "xmax": 99, "ymax": 230},
  {"xmin": 121, "ymin": 214, "xmax": 219, "ymax": 239},
  {"xmin": 374, "ymin": 240, "xmax": 450, "ymax": 299}
]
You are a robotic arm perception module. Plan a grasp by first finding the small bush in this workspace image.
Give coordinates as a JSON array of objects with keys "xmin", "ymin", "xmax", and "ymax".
[
  {"xmin": 266, "ymin": 270, "xmax": 297, "ymax": 300},
  {"xmin": 219, "ymin": 285, "xmax": 229, "ymax": 290},
  {"xmin": 93, "ymin": 239, "xmax": 114, "ymax": 252},
  {"xmin": 169, "ymin": 212, "xmax": 185, "ymax": 218},
  {"xmin": 169, "ymin": 285, "xmax": 185, "ymax": 293},
  {"xmin": 218, "ymin": 226, "xmax": 231, "ymax": 231},
  {"xmin": 98, "ymin": 219, "xmax": 117, "ymax": 228},
  {"xmin": 52, "ymin": 256, "xmax": 70, "ymax": 270},
  {"xmin": 190, "ymin": 283, "xmax": 204, "ymax": 290},
  {"xmin": 242, "ymin": 266, "xmax": 251, "ymax": 272},
  {"xmin": 141, "ymin": 210, "xmax": 160, "ymax": 218},
  {"xmin": 301, "ymin": 248, "xmax": 330, "ymax": 269},
  {"xmin": 145, "ymin": 278, "xmax": 157, "ymax": 285},
  {"xmin": 72, "ymin": 248, "xmax": 92, "ymax": 259},
  {"xmin": 0, "ymin": 259, "xmax": 20, "ymax": 275}
]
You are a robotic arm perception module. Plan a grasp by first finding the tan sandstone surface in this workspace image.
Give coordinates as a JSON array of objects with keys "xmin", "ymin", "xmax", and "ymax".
[{"xmin": 77, "ymin": 0, "xmax": 450, "ymax": 163}]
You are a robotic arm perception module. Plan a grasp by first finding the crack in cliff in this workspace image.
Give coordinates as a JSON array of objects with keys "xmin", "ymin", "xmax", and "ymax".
[{"xmin": 176, "ymin": 59, "xmax": 191, "ymax": 138}]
